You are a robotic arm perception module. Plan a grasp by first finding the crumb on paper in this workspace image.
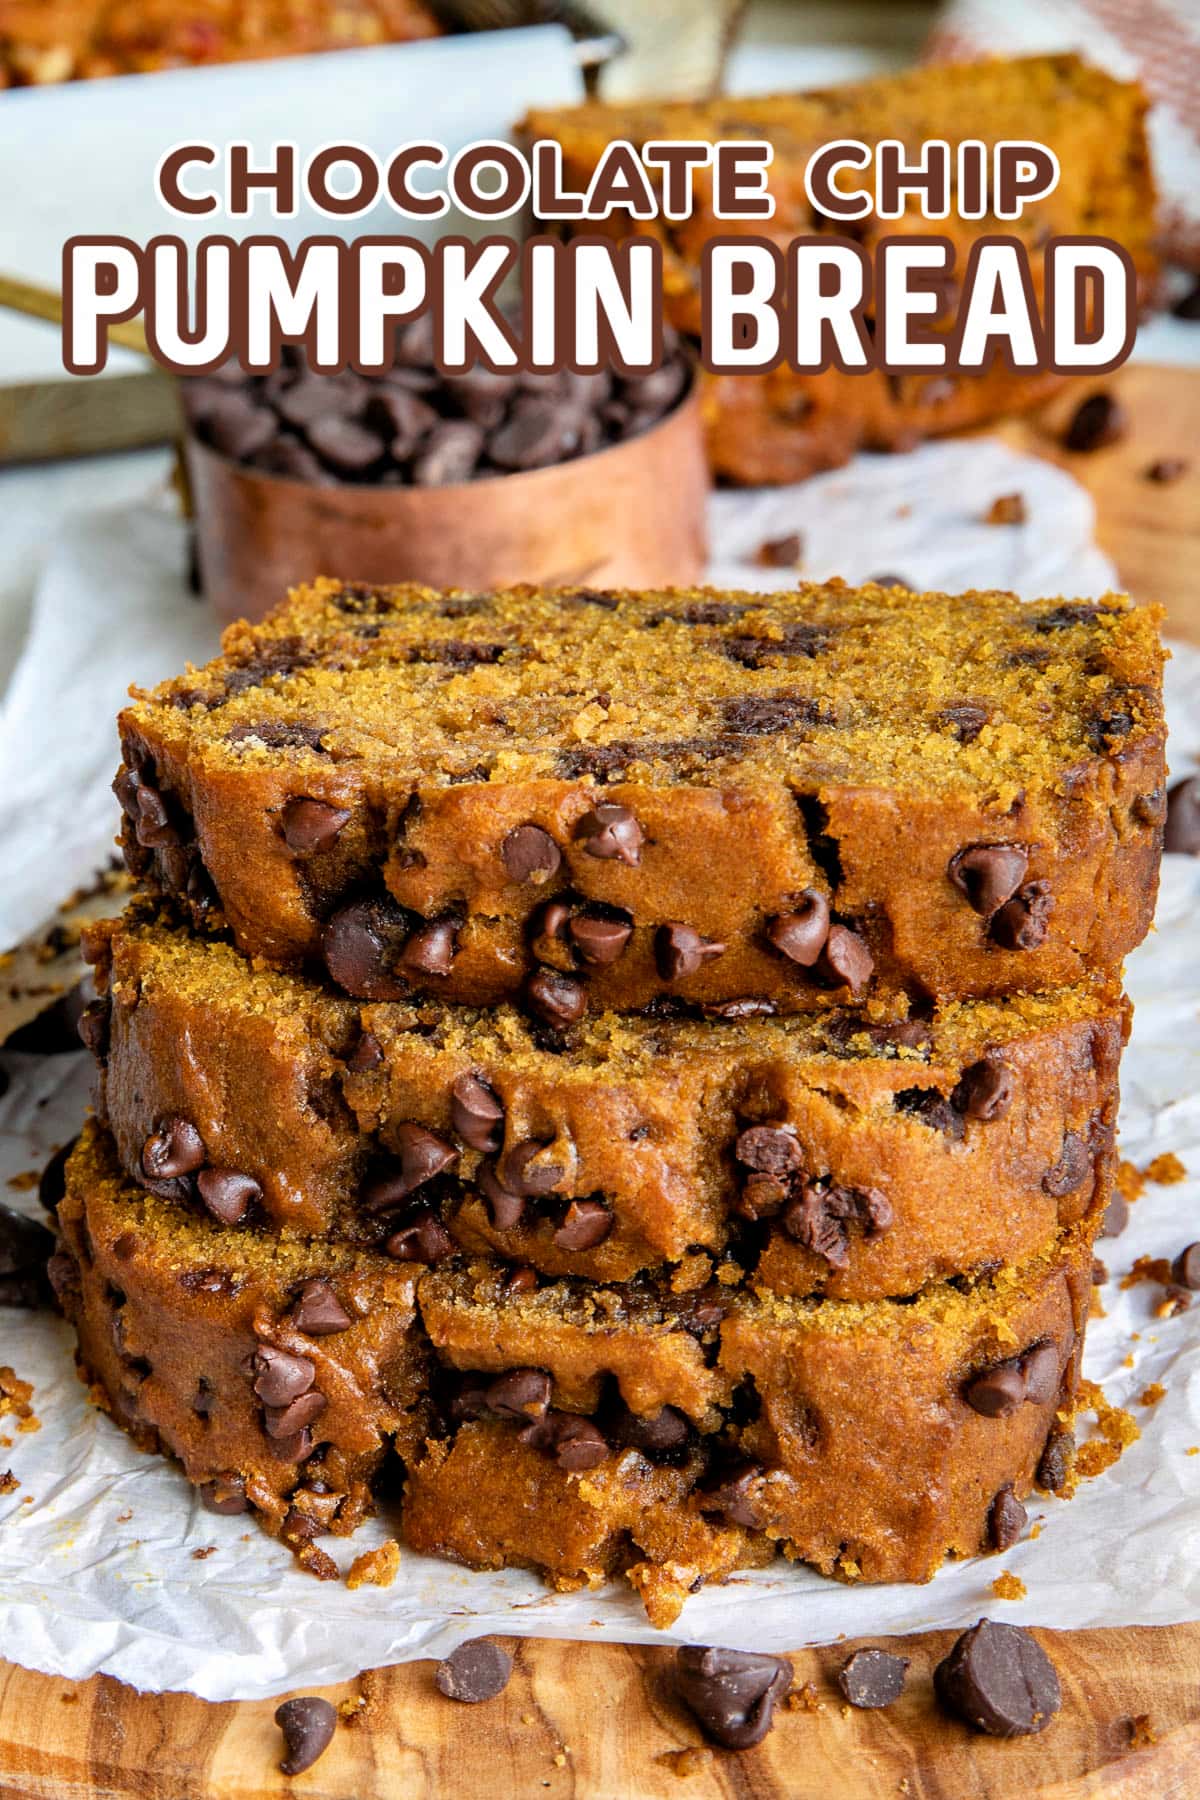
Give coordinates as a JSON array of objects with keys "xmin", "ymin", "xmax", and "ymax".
[
  {"xmin": 0, "ymin": 1368, "xmax": 38, "ymax": 1431},
  {"xmin": 115, "ymin": 1509, "xmax": 133, "ymax": 1523},
  {"xmin": 657, "ymin": 1747, "xmax": 714, "ymax": 1778},
  {"xmin": 1145, "ymin": 1153, "xmax": 1186, "ymax": 1186},
  {"xmin": 0, "ymin": 1470, "xmax": 18, "ymax": 1495},
  {"xmin": 1089, "ymin": 1290, "xmax": 1106, "ymax": 1319},
  {"xmin": 991, "ymin": 1572, "xmax": 1028, "ymax": 1601},
  {"xmin": 1120, "ymin": 1255, "xmax": 1171, "ymax": 1290},
  {"xmin": 786, "ymin": 1682, "xmax": 823, "ymax": 1713},
  {"xmin": 346, "ymin": 1539, "xmax": 401, "ymax": 1591},
  {"xmin": 984, "ymin": 492, "xmax": 1026, "ymax": 525},
  {"xmin": 191, "ymin": 1545, "xmax": 216, "ymax": 1561},
  {"xmin": 6, "ymin": 1171, "xmax": 38, "ymax": 1192},
  {"xmin": 1067, "ymin": 1379, "xmax": 1141, "ymax": 1491},
  {"xmin": 17, "ymin": 1416, "xmax": 41, "ymax": 1435},
  {"xmin": 1126, "ymin": 1714, "xmax": 1158, "ymax": 1750},
  {"xmin": 1139, "ymin": 1383, "xmax": 1166, "ymax": 1406},
  {"xmin": 1031, "ymin": 1524, "xmax": 1042, "ymax": 1539},
  {"xmin": 1116, "ymin": 1160, "xmax": 1146, "ymax": 1204}
]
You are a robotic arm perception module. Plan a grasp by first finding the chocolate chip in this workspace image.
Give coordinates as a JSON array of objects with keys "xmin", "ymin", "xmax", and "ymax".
[
  {"xmin": 1092, "ymin": 1257, "xmax": 1108, "ymax": 1285},
  {"xmin": 837, "ymin": 1647, "xmax": 909, "ymax": 1710},
  {"xmin": 290, "ymin": 1278, "xmax": 353, "ymax": 1335},
  {"xmin": 199, "ymin": 1475, "xmax": 247, "ymax": 1515},
  {"xmin": 523, "ymin": 969, "xmax": 587, "ymax": 1030},
  {"xmin": 698, "ymin": 1462, "xmax": 767, "ymax": 1528},
  {"xmin": 1042, "ymin": 1132, "xmax": 1091, "ymax": 1197},
  {"xmin": 38, "ymin": 1138, "xmax": 77, "ymax": 1218},
  {"xmin": 1172, "ymin": 1243, "xmax": 1200, "ymax": 1289},
  {"xmin": 500, "ymin": 1140, "xmax": 565, "ymax": 1198},
  {"xmin": 703, "ymin": 997, "xmax": 777, "ymax": 1020},
  {"xmin": 869, "ymin": 573, "xmax": 910, "ymax": 589},
  {"xmin": 412, "ymin": 419, "xmax": 486, "ymax": 485},
  {"xmin": 77, "ymin": 998, "xmax": 110, "ymax": 1058},
  {"xmin": 1064, "ymin": 391, "xmax": 1126, "ymax": 453},
  {"xmin": 934, "ymin": 1620, "xmax": 1061, "ymax": 1737},
  {"xmin": 250, "ymin": 1346, "xmax": 315, "ymax": 1406},
  {"xmin": 503, "ymin": 1265, "xmax": 538, "ymax": 1295},
  {"xmin": 519, "ymin": 1411, "xmax": 609, "ymax": 1471},
  {"xmin": 569, "ymin": 909, "xmax": 634, "ymax": 966},
  {"xmin": 488, "ymin": 399, "xmax": 589, "ymax": 472},
  {"xmin": 1036, "ymin": 1428, "xmax": 1074, "ymax": 1492},
  {"xmin": 1020, "ymin": 1341, "xmax": 1061, "ymax": 1406},
  {"xmin": 347, "ymin": 1030, "xmax": 384, "ymax": 1072},
  {"xmin": 988, "ymin": 1486, "xmax": 1028, "ymax": 1551},
  {"xmin": 816, "ymin": 924, "xmax": 873, "ymax": 995},
  {"xmin": 0, "ymin": 1203, "xmax": 54, "ymax": 1308},
  {"xmin": 781, "ymin": 1182, "xmax": 889, "ymax": 1268},
  {"xmin": 227, "ymin": 720, "xmax": 328, "ymax": 753},
  {"xmin": 435, "ymin": 1639, "xmax": 513, "ymax": 1704},
  {"xmin": 142, "ymin": 1117, "xmax": 205, "ymax": 1181},
  {"xmin": 553, "ymin": 1199, "xmax": 613, "ymax": 1251},
  {"xmin": 991, "ymin": 882, "xmax": 1053, "ymax": 951},
  {"xmin": 451, "ymin": 1073, "xmax": 504, "ymax": 1152},
  {"xmin": 720, "ymin": 695, "xmax": 820, "ymax": 735},
  {"xmin": 573, "ymin": 804, "xmax": 644, "ymax": 866},
  {"xmin": 948, "ymin": 844, "xmax": 1029, "ymax": 917},
  {"xmin": 385, "ymin": 1210, "xmax": 454, "ymax": 1263},
  {"xmin": 737, "ymin": 1173, "xmax": 787, "ymax": 1219},
  {"xmin": 755, "ymin": 531, "xmax": 803, "ymax": 567},
  {"xmin": 400, "ymin": 918, "xmax": 459, "ymax": 979},
  {"xmin": 484, "ymin": 1368, "xmax": 551, "ymax": 1421},
  {"xmin": 766, "ymin": 891, "xmax": 830, "ymax": 965},
  {"xmin": 1099, "ymin": 1192, "xmax": 1128, "ymax": 1237},
  {"xmin": 655, "ymin": 922, "xmax": 725, "ymax": 981},
  {"xmin": 1165, "ymin": 777, "xmax": 1200, "ymax": 855},
  {"xmin": 272, "ymin": 1428, "xmax": 315, "ymax": 1464},
  {"xmin": 323, "ymin": 894, "xmax": 409, "ymax": 999},
  {"xmin": 306, "ymin": 415, "xmax": 386, "ymax": 477},
  {"xmin": 1133, "ymin": 788, "xmax": 1167, "ymax": 827},
  {"xmin": 195, "ymin": 1168, "xmax": 261, "ymax": 1227},
  {"xmin": 937, "ymin": 701, "xmax": 990, "ymax": 743},
  {"xmin": 275, "ymin": 1695, "xmax": 337, "ymax": 1774},
  {"xmin": 964, "ymin": 1361, "xmax": 1027, "ymax": 1418},
  {"xmin": 952, "ymin": 1057, "xmax": 1013, "ymax": 1122},
  {"xmin": 478, "ymin": 1161, "xmax": 526, "ymax": 1230},
  {"xmin": 365, "ymin": 1125, "xmax": 459, "ymax": 1209},
  {"xmin": 612, "ymin": 1403, "xmax": 691, "ymax": 1459},
  {"xmin": 280, "ymin": 797, "xmax": 351, "ymax": 853},
  {"xmin": 501, "ymin": 824, "xmax": 561, "ymax": 883},
  {"xmin": 735, "ymin": 1125, "xmax": 802, "ymax": 1177},
  {"xmin": 674, "ymin": 1646, "xmax": 791, "ymax": 1750},
  {"xmin": 264, "ymin": 1390, "xmax": 328, "ymax": 1438}
]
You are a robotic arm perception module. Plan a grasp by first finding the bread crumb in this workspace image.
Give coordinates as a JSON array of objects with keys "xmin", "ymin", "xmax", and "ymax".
[
  {"xmin": 346, "ymin": 1539, "xmax": 401, "ymax": 1591},
  {"xmin": 1089, "ymin": 1290, "xmax": 1106, "ymax": 1319},
  {"xmin": 1030, "ymin": 1524, "xmax": 1042, "ymax": 1539},
  {"xmin": 786, "ymin": 1681, "xmax": 824, "ymax": 1713},
  {"xmin": 984, "ymin": 492, "xmax": 1027, "ymax": 525},
  {"xmin": 17, "ymin": 1416, "xmax": 41, "ymax": 1434},
  {"xmin": 1121, "ymin": 1255, "xmax": 1171, "ymax": 1290},
  {"xmin": 1067, "ymin": 1379, "xmax": 1141, "ymax": 1490},
  {"xmin": 115, "ymin": 1508, "xmax": 133, "ymax": 1523},
  {"xmin": 0, "ymin": 1471, "xmax": 17, "ymax": 1496},
  {"xmin": 1145, "ymin": 1153, "xmax": 1186, "ymax": 1186},
  {"xmin": 657, "ymin": 1747, "xmax": 713, "ymax": 1778},
  {"xmin": 1139, "ymin": 1383, "xmax": 1166, "ymax": 1406},
  {"xmin": 1116, "ymin": 1160, "xmax": 1146, "ymax": 1203},
  {"xmin": 191, "ymin": 1545, "xmax": 216, "ymax": 1560},
  {"xmin": 991, "ymin": 1571, "xmax": 1028, "ymax": 1600},
  {"xmin": 6, "ymin": 1171, "xmax": 38, "ymax": 1192},
  {"xmin": 1188, "ymin": 1447, "xmax": 1199, "ymax": 1456}
]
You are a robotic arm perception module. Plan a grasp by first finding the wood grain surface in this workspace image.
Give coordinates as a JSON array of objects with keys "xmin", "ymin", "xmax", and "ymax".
[{"xmin": 0, "ymin": 360, "xmax": 1196, "ymax": 1799}]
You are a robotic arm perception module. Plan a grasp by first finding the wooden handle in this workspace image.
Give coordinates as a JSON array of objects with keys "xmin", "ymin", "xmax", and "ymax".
[{"xmin": 0, "ymin": 272, "xmax": 150, "ymax": 357}]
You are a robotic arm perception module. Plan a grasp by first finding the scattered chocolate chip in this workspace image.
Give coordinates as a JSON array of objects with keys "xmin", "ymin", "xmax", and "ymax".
[
  {"xmin": 964, "ymin": 1362, "xmax": 1028, "ymax": 1418},
  {"xmin": 365, "ymin": 1125, "xmax": 459, "ymax": 1209},
  {"xmin": 1146, "ymin": 457, "xmax": 1188, "ymax": 483},
  {"xmin": 280, "ymin": 797, "xmax": 351, "ymax": 853},
  {"xmin": 838, "ymin": 1647, "xmax": 909, "ymax": 1710},
  {"xmin": 451, "ymin": 1072, "xmax": 504, "ymax": 1152},
  {"xmin": 523, "ymin": 969, "xmax": 587, "ymax": 1030},
  {"xmin": 400, "ymin": 918, "xmax": 458, "ymax": 978},
  {"xmin": 552, "ymin": 1198, "xmax": 613, "ymax": 1251},
  {"xmin": 1020, "ymin": 1342, "xmax": 1061, "ymax": 1405},
  {"xmin": 263, "ymin": 1390, "xmax": 328, "ymax": 1438},
  {"xmin": 781, "ymin": 1181, "xmax": 890, "ymax": 1268},
  {"xmin": 655, "ymin": 922, "xmax": 726, "ymax": 981},
  {"xmin": 1042, "ymin": 1133, "xmax": 1091, "ymax": 1197},
  {"xmin": 948, "ymin": 844, "xmax": 1029, "ymax": 917},
  {"xmin": 323, "ymin": 894, "xmax": 409, "ymax": 1000},
  {"xmin": 1165, "ymin": 777, "xmax": 1200, "ymax": 855},
  {"xmin": 478, "ymin": 1161, "xmax": 526, "ymax": 1230},
  {"xmin": 346, "ymin": 1030, "xmax": 384, "ymax": 1072},
  {"xmin": 434, "ymin": 1639, "xmax": 513, "ymax": 1704},
  {"xmin": 755, "ymin": 531, "xmax": 803, "ymax": 567},
  {"xmin": 195, "ymin": 1168, "xmax": 261, "ymax": 1227},
  {"xmin": 199, "ymin": 1475, "xmax": 247, "ymax": 1515},
  {"xmin": 519, "ymin": 1410, "xmax": 609, "ymax": 1471},
  {"xmin": 990, "ymin": 882, "xmax": 1053, "ymax": 951},
  {"xmin": 290, "ymin": 1278, "xmax": 353, "ymax": 1335},
  {"xmin": 952, "ymin": 1058, "xmax": 1013, "ymax": 1122},
  {"xmin": 766, "ymin": 891, "xmax": 830, "ymax": 966},
  {"xmin": 38, "ymin": 1138, "xmax": 77, "ymax": 1218},
  {"xmin": 698, "ymin": 1462, "xmax": 767, "ymax": 1528},
  {"xmin": 988, "ymin": 1486, "xmax": 1028, "ymax": 1551},
  {"xmin": 1037, "ymin": 1428, "xmax": 1074, "ymax": 1492},
  {"xmin": 816, "ymin": 924, "xmax": 874, "ymax": 995},
  {"xmin": 612, "ymin": 1403, "xmax": 691, "ymax": 1459},
  {"xmin": 250, "ymin": 1346, "xmax": 315, "ymax": 1407},
  {"xmin": 1064, "ymin": 392, "xmax": 1126, "ymax": 453},
  {"xmin": 500, "ymin": 1140, "xmax": 565, "ymax": 1198},
  {"xmin": 735, "ymin": 1125, "xmax": 802, "ymax": 1177},
  {"xmin": 937, "ymin": 701, "xmax": 990, "ymax": 743},
  {"xmin": 501, "ymin": 824, "xmax": 561, "ymax": 884},
  {"xmin": 142, "ymin": 1116, "xmax": 205, "ymax": 1181},
  {"xmin": 275, "ymin": 1695, "xmax": 337, "ymax": 1774},
  {"xmin": 484, "ymin": 1369, "xmax": 551, "ymax": 1421},
  {"xmin": 573, "ymin": 804, "xmax": 644, "ymax": 866},
  {"xmin": 674, "ymin": 1646, "xmax": 791, "ymax": 1750},
  {"xmin": 385, "ymin": 1210, "xmax": 454, "ymax": 1264},
  {"xmin": 569, "ymin": 909, "xmax": 634, "ymax": 966},
  {"xmin": 1172, "ymin": 1243, "xmax": 1200, "ymax": 1290},
  {"xmin": 934, "ymin": 1620, "xmax": 1060, "ymax": 1737}
]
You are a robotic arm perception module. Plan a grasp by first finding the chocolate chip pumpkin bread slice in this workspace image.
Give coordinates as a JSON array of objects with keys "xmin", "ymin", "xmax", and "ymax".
[
  {"xmin": 115, "ymin": 578, "xmax": 1164, "ymax": 1018},
  {"xmin": 86, "ymin": 905, "xmax": 1124, "ymax": 1297}
]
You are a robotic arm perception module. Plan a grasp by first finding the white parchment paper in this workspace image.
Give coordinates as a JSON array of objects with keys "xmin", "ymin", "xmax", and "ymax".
[{"xmin": 0, "ymin": 437, "xmax": 1197, "ymax": 1699}]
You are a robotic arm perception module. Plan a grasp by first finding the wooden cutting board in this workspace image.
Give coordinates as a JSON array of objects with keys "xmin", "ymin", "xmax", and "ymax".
[{"xmin": 0, "ymin": 359, "xmax": 1196, "ymax": 1800}]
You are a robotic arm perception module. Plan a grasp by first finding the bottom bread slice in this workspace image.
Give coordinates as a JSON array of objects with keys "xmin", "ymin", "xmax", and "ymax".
[{"xmin": 56, "ymin": 1122, "xmax": 1094, "ymax": 1623}]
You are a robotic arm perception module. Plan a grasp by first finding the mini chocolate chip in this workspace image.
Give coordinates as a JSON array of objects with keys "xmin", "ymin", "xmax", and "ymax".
[
  {"xmin": 766, "ymin": 891, "xmax": 830, "ymax": 966},
  {"xmin": 816, "ymin": 925, "xmax": 873, "ymax": 995},
  {"xmin": 988, "ymin": 1486, "xmax": 1028, "ymax": 1551},
  {"xmin": 323, "ymin": 894, "xmax": 409, "ymax": 1000},
  {"xmin": 400, "ymin": 918, "xmax": 458, "ymax": 978},
  {"xmin": 385, "ymin": 1210, "xmax": 454, "ymax": 1263},
  {"xmin": 478, "ymin": 1160, "xmax": 527, "ymax": 1229},
  {"xmin": 199, "ymin": 1475, "xmax": 247, "ymax": 1515},
  {"xmin": 573, "ymin": 804, "xmax": 644, "ymax": 866},
  {"xmin": 934, "ymin": 1620, "xmax": 1061, "ymax": 1737},
  {"xmin": 990, "ymin": 882, "xmax": 1053, "ymax": 951},
  {"xmin": 655, "ymin": 922, "xmax": 725, "ymax": 981},
  {"xmin": 365, "ymin": 1125, "xmax": 459, "ymax": 1210},
  {"xmin": 756, "ymin": 531, "xmax": 803, "ymax": 567},
  {"xmin": 698, "ymin": 1462, "xmax": 767, "ymax": 1528},
  {"xmin": 1132, "ymin": 788, "xmax": 1167, "ymax": 827},
  {"xmin": 735, "ymin": 1125, "xmax": 802, "ymax": 1177},
  {"xmin": 612, "ymin": 1403, "xmax": 691, "ymax": 1459},
  {"xmin": 1020, "ymin": 1341, "xmax": 1060, "ymax": 1406},
  {"xmin": 1042, "ymin": 1132, "xmax": 1091, "ymax": 1197},
  {"xmin": 39, "ymin": 1138, "xmax": 77, "ymax": 1218},
  {"xmin": 290, "ymin": 1278, "xmax": 353, "ymax": 1335},
  {"xmin": 948, "ymin": 844, "xmax": 1029, "ymax": 917},
  {"xmin": 77, "ymin": 998, "xmax": 110, "ymax": 1058},
  {"xmin": 519, "ymin": 1410, "xmax": 609, "ymax": 1471},
  {"xmin": 1165, "ymin": 777, "xmax": 1200, "ymax": 855},
  {"xmin": 142, "ymin": 1116, "xmax": 205, "ymax": 1181},
  {"xmin": 1092, "ymin": 1258, "xmax": 1108, "ymax": 1285},
  {"xmin": 503, "ymin": 1265, "xmax": 539, "ymax": 1295},
  {"xmin": 484, "ymin": 1368, "xmax": 551, "ymax": 1421},
  {"xmin": 952, "ymin": 1058, "xmax": 1013, "ymax": 1122},
  {"xmin": 281, "ymin": 797, "xmax": 350, "ymax": 853},
  {"xmin": 250, "ymin": 1346, "xmax": 315, "ymax": 1406},
  {"xmin": 263, "ymin": 1390, "xmax": 328, "ymax": 1438},
  {"xmin": 838, "ymin": 1647, "xmax": 909, "ymax": 1710},
  {"xmin": 937, "ymin": 701, "xmax": 990, "ymax": 743},
  {"xmin": 1100, "ymin": 1192, "xmax": 1128, "ymax": 1237},
  {"xmin": 1172, "ymin": 1243, "xmax": 1200, "ymax": 1289},
  {"xmin": 435, "ymin": 1639, "xmax": 513, "ymax": 1704},
  {"xmin": 781, "ymin": 1181, "xmax": 884, "ymax": 1268},
  {"xmin": 196, "ymin": 1168, "xmax": 261, "ymax": 1227},
  {"xmin": 1064, "ymin": 391, "xmax": 1126, "ymax": 453},
  {"xmin": 451, "ymin": 1073, "xmax": 504, "ymax": 1152},
  {"xmin": 0, "ymin": 1203, "xmax": 54, "ymax": 1306},
  {"xmin": 720, "ymin": 694, "xmax": 822, "ymax": 735},
  {"xmin": 276, "ymin": 1695, "xmax": 337, "ymax": 1774},
  {"xmin": 554, "ymin": 1199, "xmax": 613, "ymax": 1251},
  {"xmin": 499, "ymin": 1141, "xmax": 563, "ymax": 1199},
  {"xmin": 347, "ymin": 1030, "xmax": 384, "ymax": 1072},
  {"xmin": 1037, "ymin": 1428, "xmax": 1074, "ymax": 1492},
  {"xmin": 674, "ymin": 1646, "xmax": 791, "ymax": 1750},
  {"xmin": 272, "ymin": 1427, "xmax": 315, "ymax": 1464},
  {"xmin": 869, "ymin": 574, "xmax": 909, "ymax": 589},
  {"xmin": 569, "ymin": 910, "xmax": 634, "ymax": 966},
  {"xmin": 524, "ymin": 969, "xmax": 587, "ymax": 1029},
  {"xmin": 501, "ymin": 824, "xmax": 561, "ymax": 883},
  {"xmin": 703, "ymin": 997, "xmax": 777, "ymax": 1020},
  {"xmin": 964, "ymin": 1361, "xmax": 1027, "ymax": 1418}
]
